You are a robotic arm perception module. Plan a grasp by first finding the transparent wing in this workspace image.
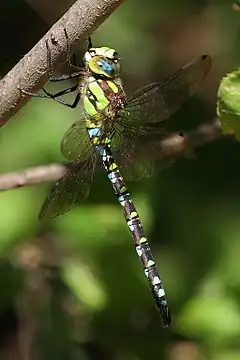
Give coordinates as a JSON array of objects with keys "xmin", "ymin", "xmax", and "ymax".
[
  {"xmin": 39, "ymin": 156, "xmax": 97, "ymax": 220},
  {"xmin": 111, "ymin": 120, "xmax": 167, "ymax": 181},
  {"xmin": 119, "ymin": 157, "xmax": 154, "ymax": 181},
  {"xmin": 61, "ymin": 117, "xmax": 94, "ymax": 162},
  {"xmin": 110, "ymin": 55, "xmax": 211, "ymax": 181},
  {"xmin": 115, "ymin": 130, "xmax": 179, "ymax": 181},
  {"xmin": 122, "ymin": 54, "xmax": 211, "ymax": 124}
]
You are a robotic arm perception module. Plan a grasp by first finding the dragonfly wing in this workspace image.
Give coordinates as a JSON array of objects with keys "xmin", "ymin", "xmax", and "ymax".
[
  {"xmin": 112, "ymin": 119, "xmax": 176, "ymax": 181},
  {"xmin": 61, "ymin": 118, "xmax": 94, "ymax": 161},
  {"xmin": 119, "ymin": 156, "xmax": 153, "ymax": 181},
  {"xmin": 39, "ymin": 156, "xmax": 97, "ymax": 220},
  {"xmin": 115, "ymin": 135, "xmax": 177, "ymax": 181},
  {"xmin": 123, "ymin": 54, "xmax": 211, "ymax": 123},
  {"xmin": 111, "ymin": 55, "xmax": 211, "ymax": 181}
]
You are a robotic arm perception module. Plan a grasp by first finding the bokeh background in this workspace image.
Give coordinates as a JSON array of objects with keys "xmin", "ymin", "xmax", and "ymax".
[{"xmin": 0, "ymin": 0, "xmax": 240, "ymax": 359}]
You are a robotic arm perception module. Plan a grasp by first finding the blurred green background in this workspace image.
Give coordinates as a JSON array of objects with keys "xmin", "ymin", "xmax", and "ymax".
[{"xmin": 1, "ymin": 0, "xmax": 240, "ymax": 359}]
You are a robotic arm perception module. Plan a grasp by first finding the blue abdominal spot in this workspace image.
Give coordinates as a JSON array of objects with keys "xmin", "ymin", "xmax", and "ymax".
[{"xmin": 88, "ymin": 128, "xmax": 101, "ymax": 138}]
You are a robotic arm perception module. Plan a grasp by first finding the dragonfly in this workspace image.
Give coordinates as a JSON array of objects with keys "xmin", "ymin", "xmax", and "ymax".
[{"xmin": 25, "ymin": 35, "xmax": 211, "ymax": 327}]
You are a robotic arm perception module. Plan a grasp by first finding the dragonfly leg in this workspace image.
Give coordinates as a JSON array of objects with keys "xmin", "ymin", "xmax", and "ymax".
[
  {"xmin": 19, "ymin": 88, "xmax": 51, "ymax": 99},
  {"xmin": 63, "ymin": 30, "xmax": 92, "ymax": 66},
  {"xmin": 48, "ymin": 72, "xmax": 83, "ymax": 82},
  {"xmin": 42, "ymin": 87, "xmax": 80, "ymax": 108},
  {"xmin": 42, "ymin": 84, "xmax": 78, "ymax": 99},
  {"xmin": 61, "ymin": 29, "xmax": 92, "ymax": 72},
  {"xmin": 63, "ymin": 28, "xmax": 83, "ymax": 72},
  {"xmin": 50, "ymin": 35, "xmax": 91, "ymax": 80},
  {"xmin": 45, "ymin": 28, "xmax": 83, "ymax": 82},
  {"xmin": 20, "ymin": 84, "xmax": 78, "ymax": 103}
]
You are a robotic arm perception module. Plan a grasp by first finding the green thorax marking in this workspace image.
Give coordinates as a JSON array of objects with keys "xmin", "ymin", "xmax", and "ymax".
[
  {"xmin": 84, "ymin": 76, "xmax": 124, "ymax": 116},
  {"xmin": 82, "ymin": 46, "xmax": 126, "ymax": 144}
]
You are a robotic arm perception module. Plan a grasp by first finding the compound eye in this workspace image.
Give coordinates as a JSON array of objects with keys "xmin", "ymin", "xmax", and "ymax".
[{"xmin": 96, "ymin": 59, "xmax": 115, "ymax": 76}]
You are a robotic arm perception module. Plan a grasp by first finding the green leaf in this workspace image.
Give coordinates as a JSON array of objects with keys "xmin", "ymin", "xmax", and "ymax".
[{"xmin": 217, "ymin": 70, "xmax": 240, "ymax": 140}]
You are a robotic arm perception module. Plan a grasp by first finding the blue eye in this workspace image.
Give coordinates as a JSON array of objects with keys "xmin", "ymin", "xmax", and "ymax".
[{"xmin": 97, "ymin": 60, "xmax": 114, "ymax": 75}]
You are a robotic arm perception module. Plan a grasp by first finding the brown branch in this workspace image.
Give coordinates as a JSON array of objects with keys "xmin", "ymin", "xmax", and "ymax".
[
  {"xmin": 159, "ymin": 118, "xmax": 221, "ymax": 157},
  {"xmin": 0, "ymin": 119, "xmax": 221, "ymax": 191},
  {"xmin": 0, "ymin": 164, "xmax": 66, "ymax": 190},
  {"xmin": 0, "ymin": 0, "xmax": 125, "ymax": 124}
]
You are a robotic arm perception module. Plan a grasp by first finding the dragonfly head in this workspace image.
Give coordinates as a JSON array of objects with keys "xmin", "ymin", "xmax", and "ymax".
[{"xmin": 84, "ymin": 47, "xmax": 120, "ymax": 79}]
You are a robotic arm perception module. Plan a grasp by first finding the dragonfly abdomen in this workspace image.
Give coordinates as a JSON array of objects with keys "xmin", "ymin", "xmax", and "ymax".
[
  {"xmin": 98, "ymin": 145, "xmax": 170, "ymax": 327},
  {"xmin": 85, "ymin": 93, "xmax": 171, "ymax": 326}
]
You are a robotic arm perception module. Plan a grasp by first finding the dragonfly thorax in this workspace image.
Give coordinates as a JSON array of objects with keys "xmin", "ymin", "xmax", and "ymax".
[{"xmin": 84, "ymin": 47, "xmax": 120, "ymax": 79}]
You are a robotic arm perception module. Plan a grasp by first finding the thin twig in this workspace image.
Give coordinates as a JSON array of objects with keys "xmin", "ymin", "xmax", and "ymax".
[
  {"xmin": 0, "ymin": 164, "xmax": 66, "ymax": 190},
  {"xmin": 0, "ymin": 0, "xmax": 125, "ymax": 124},
  {"xmin": 0, "ymin": 119, "xmax": 222, "ymax": 191},
  {"xmin": 159, "ymin": 118, "xmax": 221, "ymax": 157}
]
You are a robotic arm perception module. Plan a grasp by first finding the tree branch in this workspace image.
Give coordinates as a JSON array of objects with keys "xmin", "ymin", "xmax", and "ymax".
[
  {"xmin": 0, "ymin": 119, "xmax": 221, "ymax": 191},
  {"xmin": 0, "ymin": 164, "xmax": 66, "ymax": 190},
  {"xmin": 0, "ymin": 0, "xmax": 125, "ymax": 124},
  {"xmin": 159, "ymin": 118, "xmax": 221, "ymax": 157}
]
